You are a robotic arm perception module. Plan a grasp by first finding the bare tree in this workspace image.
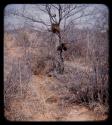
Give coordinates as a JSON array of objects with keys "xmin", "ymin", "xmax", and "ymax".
[{"xmin": 5, "ymin": 4, "xmax": 97, "ymax": 74}]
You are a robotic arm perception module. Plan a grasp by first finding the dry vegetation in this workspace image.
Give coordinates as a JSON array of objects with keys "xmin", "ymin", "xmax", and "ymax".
[
  {"xmin": 4, "ymin": 27, "xmax": 108, "ymax": 121},
  {"xmin": 4, "ymin": 4, "xmax": 109, "ymax": 121}
]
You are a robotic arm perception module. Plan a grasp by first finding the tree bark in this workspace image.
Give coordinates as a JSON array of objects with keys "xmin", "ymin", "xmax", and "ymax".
[{"xmin": 57, "ymin": 31, "xmax": 64, "ymax": 74}]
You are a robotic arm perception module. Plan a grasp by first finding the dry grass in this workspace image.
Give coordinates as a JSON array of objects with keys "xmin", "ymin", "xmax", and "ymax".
[
  {"xmin": 4, "ymin": 30, "xmax": 108, "ymax": 121},
  {"xmin": 5, "ymin": 74, "xmax": 108, "ymax": 121}
]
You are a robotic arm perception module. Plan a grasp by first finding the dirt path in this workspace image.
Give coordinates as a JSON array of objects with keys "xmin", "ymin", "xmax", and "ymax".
[
  {"xmin": 26, "ymin": 75, "xmax": 71, "ymax": 121},
  {"xmin": 29, "ymin": 75, "xmax": 64, "ymax": 121}
]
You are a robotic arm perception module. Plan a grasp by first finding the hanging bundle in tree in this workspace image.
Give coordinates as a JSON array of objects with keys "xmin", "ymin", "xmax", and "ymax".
[
  {"xmin": 57, "ymin": 43, "xmax": 67, "ymax": 51},
  {"xmin": 62, "ymin": 43, "xmax": 67, "ymax": 51},
  {"xmin": 51, "ymin": 23, "xmax": 60, "ymax": 33}
]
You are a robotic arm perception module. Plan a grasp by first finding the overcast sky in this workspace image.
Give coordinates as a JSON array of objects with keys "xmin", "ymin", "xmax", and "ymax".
[{"xmin": 4, "ymin": 4, "xmax": 108, "ymax": 31}]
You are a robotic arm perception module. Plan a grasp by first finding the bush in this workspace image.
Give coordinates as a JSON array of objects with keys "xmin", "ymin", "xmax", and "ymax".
[{"xmin": 31, "ymin": 55, "xmax": 57, "ymax": 75}]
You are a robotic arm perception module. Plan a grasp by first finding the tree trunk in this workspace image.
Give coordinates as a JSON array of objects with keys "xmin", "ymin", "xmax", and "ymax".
[{"xmin": 57, "ymin": 31, "xmax": 64, "ymax": 74}]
